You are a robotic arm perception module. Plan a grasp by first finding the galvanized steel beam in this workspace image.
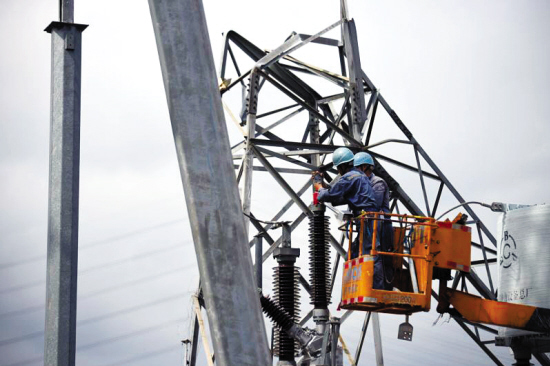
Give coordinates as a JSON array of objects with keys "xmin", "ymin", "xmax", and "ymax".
[
  {"xmin": 44, "ymin": 13, "xmax": 87, "ymax": 366},
  {"xmin": 372, "ymin": 313, "xmax": 384, "ymax": 366},
  {"xmin": 454, "ymin": 318, "xmax": 504, "ymax": 366},
  {"xmin": 189, "ymin": 314, "xmax": 199, "ymax": 366},
  {"xmin": 148, "ymin": 0, "xmax": 271, "ymax": 364},
  {"xmin": 252, "ymin": 146, "xmax": 312, "ymax": 218},
  {"xmin": 257, "ymin": 70, "xmax": 361, "ymax": 145},
  {"xmin": 361, "ymin": 70, "xmax": 497, "ymax": 246},
  {"xmin": 59, "ymin": 0, "xmax": 74, "ymax": 23},
  {"xmin": 354, "ymin": 312, "xmax": 371, "ymax": 364},
  {"xmin": 342, "ymin": 20, "xmax": 366, "ymax": 139}
]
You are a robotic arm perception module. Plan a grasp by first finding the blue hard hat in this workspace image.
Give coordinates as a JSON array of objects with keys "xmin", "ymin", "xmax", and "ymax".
[
  {"xmin": 354, "ymin": 152, "xmax": 374, "ymax": 167},
  {"xmin": 332, "ymin": 147, "xmax": 354, "ymax": 167}
]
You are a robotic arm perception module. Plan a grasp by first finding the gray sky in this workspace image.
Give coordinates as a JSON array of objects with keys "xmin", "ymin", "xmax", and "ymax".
[{"xmin": 1, "ymin": 0, "xmax": 549, "ymax": 365}]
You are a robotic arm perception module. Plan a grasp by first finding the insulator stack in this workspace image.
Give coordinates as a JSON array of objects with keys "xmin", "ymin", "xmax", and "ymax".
[
  {"xmin": 259, "ymin": 293, "xmax": 295, "ymax": 333},
  {"xmin": 309, "ymin": 205, "xmax": 331, "ymax": 309},
  {"xmin": 273, "ymin": 264, "xmax": 300, "ymax": 360}
]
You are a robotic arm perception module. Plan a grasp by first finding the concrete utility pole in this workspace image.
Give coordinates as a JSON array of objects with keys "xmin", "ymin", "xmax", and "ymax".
[
  {"xmin": 44, "ymin": 1, "xmax": 87, "ymax": 365},
  {"xmin": 148, "ymin": 0, "xmax": 271, "ymax": 365}
]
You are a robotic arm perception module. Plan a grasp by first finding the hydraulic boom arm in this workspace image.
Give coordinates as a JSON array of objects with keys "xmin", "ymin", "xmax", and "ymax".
[{"xmin": 438, "ymin": 288, "xmax": 550, "ymax": 334}]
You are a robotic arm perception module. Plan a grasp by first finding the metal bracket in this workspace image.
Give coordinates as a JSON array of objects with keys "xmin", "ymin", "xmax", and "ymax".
[
  {"xmin": 65, "ymin": 33, "xmax": 75, "ymax": 50},
  {"xmin": 397, "ymin": 315, "xmax": 413, "ymax": 341}
]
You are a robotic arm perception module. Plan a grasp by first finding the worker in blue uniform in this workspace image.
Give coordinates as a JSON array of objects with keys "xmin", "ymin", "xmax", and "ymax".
[
  {"xmin": 313, "ymin": 147, "xmax": 377, "ymax": 214},
  {"xmin": 354, "ymin": 152, "xmax": 394, "ymax": 290},
  {"xmin": 313, "ymin": 147, "xmax": 385, "ymax": 289},
  {"xmin": 354, "ymin": 152, "xmax": 390, "ymax": 213}
]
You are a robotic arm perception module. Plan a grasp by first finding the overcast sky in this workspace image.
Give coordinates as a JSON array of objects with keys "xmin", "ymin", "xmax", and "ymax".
[{"xmin": 1, "ymin": 0, "xmax": 549, "ymax": 365}]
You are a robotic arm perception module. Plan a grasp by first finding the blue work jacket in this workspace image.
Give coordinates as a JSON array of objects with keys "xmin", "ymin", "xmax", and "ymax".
[
  {"xmin": 317, "ymin": 168, "xmax": 377, "ymax": 215},
  {"xmin": 369, "ymin": 173, "xmax": 390, "ymax": 213}
]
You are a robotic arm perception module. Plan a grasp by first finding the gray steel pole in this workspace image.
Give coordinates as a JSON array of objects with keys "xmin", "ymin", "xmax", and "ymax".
[
  {"xmin": 241, "ymin": 71, "xmax": 260, "ymax": 233},
  {"xmin": 189, "ymin": 315, "xmax": 199, "ymax": 366},
  {"xmin": 372, "ymin": 313, "xmax": 384, "ymax": 366},
  {"xmin": 330, "ymin": 318, "xmax": 341, "ymax": 366},
  {"xmin": 147, "ymin": 1, "xmax": 271, "ymax": 364},
  {"xmin": 342, "ymin": 20, "xmax": 366, "ymax": 141},
  {"xmin": 354, "ymin": 312, "xmax": 371, "ymax": 363},
  {"xmin": 309, "ymin": 109, "xmax": 320, "ymax": 179},
  {"xmin": 43, "ymin": 11, "xmax": 87, "ymax": 366},
  {"xmin": 254, "ymin": 235, "xmax": 263, "ymax": 289},
  {"xmin": 60, "ymin": 0, "xmax": 74, "ymax": 22}
]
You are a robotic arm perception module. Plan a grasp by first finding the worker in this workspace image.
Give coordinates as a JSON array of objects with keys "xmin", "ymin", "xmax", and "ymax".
[
  {"xmin": 313, "ymin": 147, "xmax": 384, "ymax": 289},
  {"xmin": 353, "ymin": 152, "xmax": 390, "ymax": 213},
  {"xmin": 313, "ymin": 147, "xmax": 377, "ymax": 215},
  {"xmin": 354, "ymin": 152, "xmax": 394, "ymax": 290}
]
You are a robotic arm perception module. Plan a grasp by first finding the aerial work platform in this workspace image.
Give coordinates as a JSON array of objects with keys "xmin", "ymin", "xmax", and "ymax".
[
  {"xmin": 340, "ymin": 212, "xmax": 471, "ymax": 314},
  {"xmin": 340, "ymin": 211, "xmax": 550, "ymax": 340}
]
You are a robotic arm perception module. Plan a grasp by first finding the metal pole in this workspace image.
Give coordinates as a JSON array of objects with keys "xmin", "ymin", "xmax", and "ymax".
[
  {"xmin": 330, "ymin": 318, "xmax": 341, "ymax": 366},
  {"xmin": 309, "ymin": 106, "xmax": 321, "ymax": 165},
  {"xmin": 241, "ymin": 71, "xmax": 260, "ymax": 232},
  {"xmin": 340, "ymin": 0, "xmax": 349, "ymax": 21},
  {"xmin": 338, "ymin": 334, "xmax": 355, "ymax": 366},
  {"xmin": 255, "ymin": 235, "xmax": 263, "ymax": 289},
  {"xmin": 193, "ymin": 297, "xmax": 214, "ymax": 366},
  {"xmin": 413, "ymin": 146, "xmax": 431, "ymax": 217},
  {"xmin": 354, "ymin": 312, "xmax": 371, "ymax": 363},
  {"xmin": 252, "ymin": 146, "xmax": 312, "ymax": 217},
  {"xmin": 189, "ymin": 315, "xmax": 199, "ymax": 366},
  {"xmin": 148, "ymin": 1, "xmax": 271, "ymax": 364},
  {"xmin": 44, "ymin": 2, "xmax": 87, "ymax": 362},
  {"xmin": 320, "ymin": 325, "xmax": 331, "ymax": 365},
  {"xmin": 453, "ymin": 317, "xmax": 504, "ymax": 366},
  {"xmin": 372, "ymin": 313, "xmax": 384, "ymax": 366},
  {"xmin": 342, "ymin": 19, "xmax": 366, "ymax": 142},
  {"xmin": 60, "ymin": 0, "xmax": 74, "ymax": 23}
]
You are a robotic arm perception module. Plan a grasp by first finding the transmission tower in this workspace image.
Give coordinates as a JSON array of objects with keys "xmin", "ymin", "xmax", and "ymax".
[{"xmin": 212, "ymin": 9, "xmax": 550, "ymax": 366}]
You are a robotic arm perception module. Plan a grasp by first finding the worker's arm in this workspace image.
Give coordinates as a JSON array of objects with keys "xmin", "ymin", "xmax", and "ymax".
[
  {"xmin": 317, "ymin": 178, "xmax": 350, "ymax": 206},
  {"xmin": 318, "ymin": 188, "xmax": 346, "ymax": 207}
]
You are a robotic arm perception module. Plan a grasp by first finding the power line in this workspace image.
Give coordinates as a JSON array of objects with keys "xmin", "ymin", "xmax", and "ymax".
[
  {"xmin": 79, "ymin": 243, "xmax": 184, "ymax": 274},
  {"xmin": 0, "ymin": 303, "xmax": 43, "ymax": 320},
  {"xmin": 78, "ymin": 317, "xmax": 186, "ymax": 351},
  {"xmin": 80, "ymin": 264, "xmax": 193, "ymax": 300},
  {"xmin": 0, "ymin": 241, "xmax": 191, "ymax": 295},
  {"xmin": 0, "ymin": 219, "xmax": 185, "ymax": 270},
  {"xmin": 79, "ymin": 219, "xmax": 184, "ymax": 250},
  {"xmin": 3, "ymin": 356, "xmax": 42, "ymax": 366},
  {"xmin": 0, "ymin": 329, "xmax": 44, "ymax": 349},
  {"xmin": 0, "ymin": 264, "xmax": 195, "ymax": 319},
  {"xmin": 0, "ymin": 280, "xmax": 43, "ymax": 296},
  {"xmin": 1, "ymin": 318, "xmax": 186, "ymax": 366},
  {"xmin": 99, "ymin": 345, "xmax": 179, "ymax": 366},
  {"xmin": 80, "ymin": 293, "xmax": 185, "ymax": 326},
  {"xmin": 0, "ymin": 293, "xmax": 187, "ymax": 347},
  {"xmin": 0, "ymin": 222, "xmax": 193, "ymax": 364}
]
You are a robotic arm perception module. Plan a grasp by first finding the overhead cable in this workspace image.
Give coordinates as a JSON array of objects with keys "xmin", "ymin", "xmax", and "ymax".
[
  {"xmin": 0, "ymin": 242, "xmax": 190, "ymax": 295},
  {"xmin": 0, "ymin": 264, "xmax": 194, "ymax": 319},
  {"xmin": 0, "ymin": 219, "xmax": 184, "ymax": 270},
  {"xmin": 0, "ymin": 293, "xmax": 186, "ymax": 347}
]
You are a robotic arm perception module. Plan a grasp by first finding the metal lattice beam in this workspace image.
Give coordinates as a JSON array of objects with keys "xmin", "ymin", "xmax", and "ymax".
[{"xmin": 217, "ymin": 15, "xmax": 507, "ymax": 365}]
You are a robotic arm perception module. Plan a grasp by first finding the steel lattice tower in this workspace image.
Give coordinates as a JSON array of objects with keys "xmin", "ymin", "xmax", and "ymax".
[{"xmin": 212, "ymin": 10, "xmax": 550, "ymax": 366}]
